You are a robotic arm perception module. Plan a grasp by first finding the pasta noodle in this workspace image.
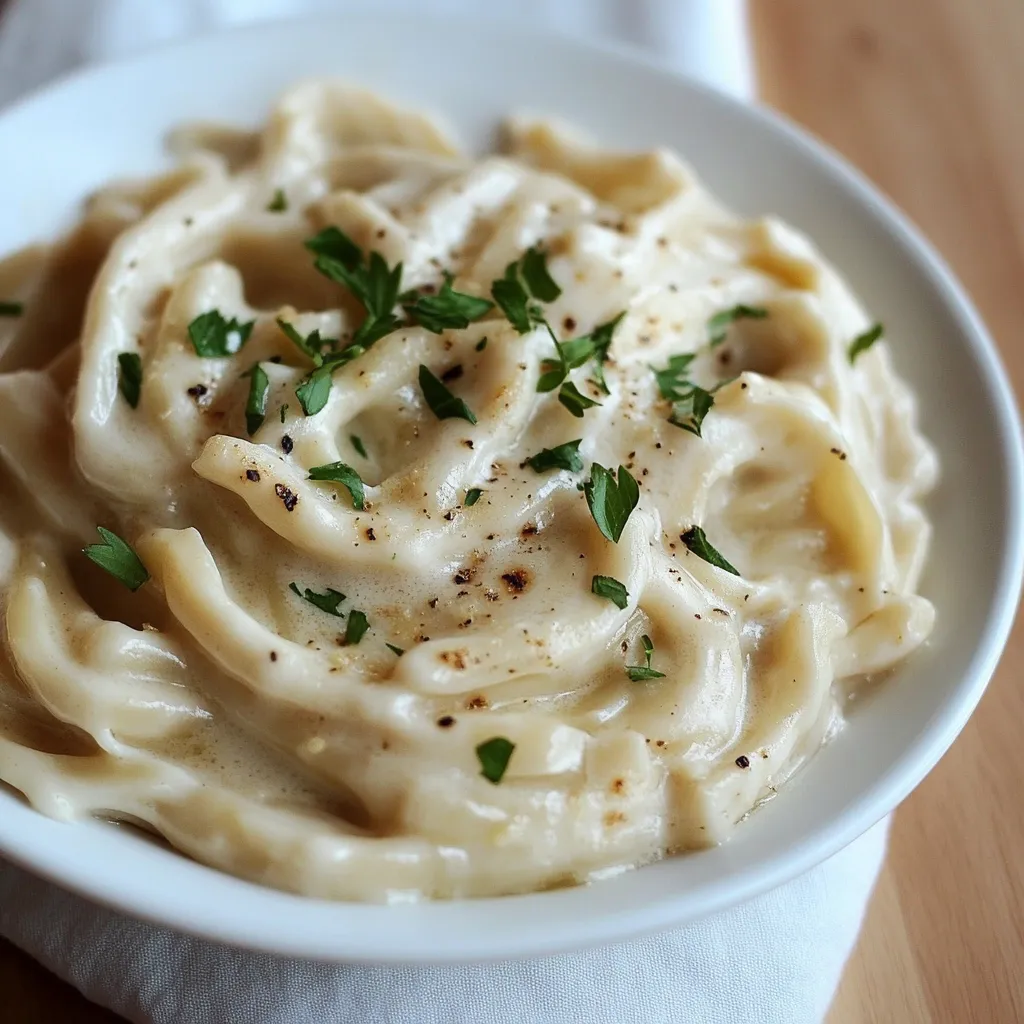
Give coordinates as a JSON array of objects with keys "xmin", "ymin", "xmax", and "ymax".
[{"xmin": 0, "ymin": 81, "xmax": 937, "ymax": 901}]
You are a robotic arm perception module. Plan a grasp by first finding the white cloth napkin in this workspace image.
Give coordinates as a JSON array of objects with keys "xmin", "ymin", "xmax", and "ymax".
[{"xmin": 0, "ymin": 2, "xmax": 885, "ymax": 1022}]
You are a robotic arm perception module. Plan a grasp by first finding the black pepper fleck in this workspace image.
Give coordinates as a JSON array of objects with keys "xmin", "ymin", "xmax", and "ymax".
[
  {"xmin": 281, "ymin": 435, "xmax": 294, "ymax": 455},
  {"xmin": 735, "ymin": 755, "xmax": 750, "ymax": 769},
  {"xmin": 274, "ymin": 483, "xmax": 298, "ymax": 511},
  {"xmin": 245, "ymin": 469, "xmax": 260, "ymax": 482}
]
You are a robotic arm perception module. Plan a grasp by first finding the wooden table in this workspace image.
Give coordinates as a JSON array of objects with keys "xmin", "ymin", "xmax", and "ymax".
[{"xmin": 3, "ymin": 1, "xmax": 1023, "ymax": 1019}]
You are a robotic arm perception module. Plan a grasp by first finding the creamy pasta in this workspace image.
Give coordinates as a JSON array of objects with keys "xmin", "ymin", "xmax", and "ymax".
[{"xmin": 0, "ymin": 82, "xmax": 936, "ymax": 901}]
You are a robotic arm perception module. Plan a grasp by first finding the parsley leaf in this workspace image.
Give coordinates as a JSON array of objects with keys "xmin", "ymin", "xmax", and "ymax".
[
  {"xmin": 592, "ymin": 574, "xmax": 629, "ymax": 609},
  {"xmin": 537, "ymin": 335, "xmax": 597, "ymax": 393},
  {"xmin": 707, "ymin": 305, "xmax": 768, "ymax": 347},
  {"xmin": 584, "ymin": 463, "xmax": 639, "ymax": 543},
  {"xmin": 0, "ymin": 301, "xmax": 23, "ymax": 317},
  {"xmin": 627, "ymin": 634, "xmax": 666, "ymax": 681},
  {"xmin": 307, "ymin": 227, "xmax": 404, "ymax": 347},
  {"xmin": 351, "ymin": 435, "xmax": 368, "ymax": 459},
  {"xmin": 848, "ymin": 322, "xmax": 884, "ymax": 363},
  {"xmin": 244, "ymin": 363, "xmax": 270, "ymax": 436},
  {"xmin": 117, "ymin": 352, "xmax": 142, "ymax": 409},
  {"xmin": 83, "ymin": 527, "xmax": 149, "ymax": 591},
  {"xmin": 464, "ymin": 487, "xmax": 483, "ymax": 506},
  {"xmin": 308, "ymin": 461, "xmax": 365, "ymax": 510},
  {"xmin": 652, "ymin": 353, "xmax": 697, "ymax": 401},
  {"xmin": 668, "ymin": 385, "xmax": 715, "ymax": 437},
  {"xmin": 188, "ymin": 310, "xmax": 255, "ymax": 358},
  {"xmin": 588, "ymin": 312, "xmax": 626, "ymax": 394},
  {"xmin": 267, "ymin": 188, "xmax": 288, "ymax": 212},
  {"xmin": 295, "ymin": 366, "xmax": 332, "ymax": 416},
  {"xmin": 558, "ymin": 381, "xmax": 601, "ymax": 417},
  {"xmin": 418, "ymin": 364, "xmax": 477, "ymax": 424},
  {"xmin": 403, "ymin": 273, "xmax": 494, "ymax": 333},
  {"xmin": 476, "ymin": 736, "xmax": 515, "ymax": 784},
  {"xmin": 343, "ymin": 609, "xmax": 370, "ymax": 645},
  {"xmin": 386, "ymin": 642, "xmax": 405, "ymax": 656},
  {"xmin": 276, "ymin": 318, "xmax": 334, "ymax": 366},
  {"xmin": 680, "ymin": 525, "xmax": 740, "ymax": 575},
  {"xmin": 526, "ymin": 439, "xmax": 583, "ymax": 473},
  {"xmin": 490, "ymin": 247, "xmax": 559, "ymax": 334},
  {"xmin": 289, "ymin": 582, "xmax": 346, "ymax": 616}
]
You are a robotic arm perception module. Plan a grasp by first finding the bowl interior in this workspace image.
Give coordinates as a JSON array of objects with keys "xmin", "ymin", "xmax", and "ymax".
[{"xmin": 0, "ymin": 14, "xmax": 1020, "ymax": 962}]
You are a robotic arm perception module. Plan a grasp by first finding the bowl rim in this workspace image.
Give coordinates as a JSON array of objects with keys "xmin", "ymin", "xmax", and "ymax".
[{"xmin": 0, "ymin": 11, "xmax": 1021, "ymax": 963}]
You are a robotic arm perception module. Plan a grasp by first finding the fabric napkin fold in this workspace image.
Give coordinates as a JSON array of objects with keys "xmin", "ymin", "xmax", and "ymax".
[{"xmin": 0, "ymin": 2, "xmax": 884, "ymax": 1022}]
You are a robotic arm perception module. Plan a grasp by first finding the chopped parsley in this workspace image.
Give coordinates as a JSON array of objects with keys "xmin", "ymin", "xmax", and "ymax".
[
  {"xmin": 587, "ymin": 312, "xmax": 626, "ymax": 394},
  {"xmin": 276, "ymin": 318, "xmax": 334, "ymax": 366},
  {"xmin": 418, "ymin": 364, "xmax": 477, "ymax": 424},
  {"xmin": 244, "ymin": 363, "xmax": 270, "ymax": 436},
  {"xmin": 117, "ymin": 352, "xmax": 142, "ymax": 409},
  {"xmin": 305, "ymin": 226, "xmax": 403, "ymax": 347},
  {"xmin": 626, "ymin": 634, "xmax": 666, "ymax": 681},
  {"xmin": 490, "ymin": 247, "xmax": 560, "ymax": 334},
  {"xmin": 558, "ymin": 381, "xmax": 601, "ymax": 417},
  {"xmin": 526, "ymin": 439, "xmax": 583, "ymax": 474},
  {"xmin": 680, "ymin": 525, "xmax": 740, "ymax": 575},
  {"xmin": 386, "ymin": 642, "xmax": 405, "ymax": 656},
  {"xmin": 476, "ymin": 736, "xmax": 515, "ymax": 784},
  {"xmin": 848, "ymin": 323, "xmax": 884, "ymax": 363},
  {"xmin": 668, "ymin": 385, "xmax": 715, "ymax": 437},
  {"xmin": 308, "ymin": 461, "xmax": 366, "ymax": 510},
  {"xmin": 591, "ymin": 575, "xmax": 629, "ymax": 609},
  {"xmin": 289, "ymin": 582, "xmax": 346, "ymax": 616},
  {"xmin": 584, "ymin": 463, "xmax": 639, "ymax": 543},
  {"xmin": 707, "ymin": 304, "xmax": 768, "ymax": 347},
  {"xmin": 475, "ymin": 337, "xmax": 488, "ymax": 352},
  {"xmin": 343, "ymin": 609, "xmax": 370, "ymax": 645},
  {"xmin": 350, "ymin": 435, "xmax": 368, "ymax": 459},
  {"xmin": 464, "ymin": 487, "xmax": 483, "ymax": 506},
  {"xmin": 652, "ymin": 353, "xmax": 697, "ymax": 401},
  {"xmin": 537, "ymin": 313, "xmax": 626, "ymax": 396},
  {"xmin": 187, "ymin": 310, "xmax": 254, "ymax": 358},
  {"xmin": 280, "ymin": 403, "xmax": 289, "ymax": 423},
  {"xmin": 83, "ymin": 527, "xmax": 149, "ymax": 591},
  {"xmin": 0, "ymin": 301, "xmax": 23, "ymax": 317},
  {"xmin": 266, "ymin": 188, "xmax": 288, "ymax": 212},
  {"xmin": 402, "ymin": 272, "xmax": 494, "ymax": 332},
  {"xmin": 294, "ymin": 366, "xmax": 332, "ymax": 416}
]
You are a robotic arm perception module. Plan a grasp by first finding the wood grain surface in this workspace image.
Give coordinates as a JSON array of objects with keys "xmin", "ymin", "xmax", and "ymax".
[{"xmin": 2, "ymin": 1, "xmax": 1023, "ymax": 1021}]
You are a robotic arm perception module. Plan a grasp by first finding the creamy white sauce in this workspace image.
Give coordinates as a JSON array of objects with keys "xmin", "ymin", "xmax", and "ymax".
[{"xmin": 0, "ymin": 82, "xmax": 936, "ymax": 901}]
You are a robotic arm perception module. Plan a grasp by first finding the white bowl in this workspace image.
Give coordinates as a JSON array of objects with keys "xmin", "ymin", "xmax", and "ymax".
[{"xmin": 1, "ymin": 15, "xmax": 1021, "ymax": 963}]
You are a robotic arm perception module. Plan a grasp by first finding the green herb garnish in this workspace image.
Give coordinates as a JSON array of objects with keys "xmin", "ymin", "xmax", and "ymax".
[
  {"xmin": 626, "ymin": 634, "xmax": 666, "ymax": 681},
  {"xmin": 289, "ymin": 582, "xmax": 346, "ymax": 616},
  {"xmin": 351, "ymin": 435, "xmax": 368, "ymax": 459},
  {"xmin": 83, "ymin": 527, "xmax": 149, "ymax": 591},
  {"xmin": 280, "ymin": 403, "xmax": 289, "ymax": 423},
  {"xmin": 276, "ymin": 318, "xmax": 334, "ymax": 365},
  {"xmin": 402, "ymin": 272, "xmax": 494, "ymax": 333},
  {"xmin": 244, "ymin": 363, "xmax": 270, "ymax": 436},
  {"xmin": 558, "ymin": 381, "xmax": 601, "ymax": 418},
  {"xmin": 652, "ymin": 353, "xmax": 697, "ymax": 401},
  {"xmin": 476, "ymin": 736, "xmax": 515, "ymax": 784},
  {"xmin": 707, "ymin": 305, "xmax": 768, "ymax": 348},
  {"xmin": 117, "ymin": 352, "xmax": 142, "ymax": 409},
  {"xmin": 267, "ymin": 188, "xmax": 288, "ymax": 212},
  {"xmin": 490, "ymin": 247, "xmax": 560, "ymax": 334},
  {"xmin": 520, "ymin": 247, "xmax": 562, "ymax": 302},
  {"xmin": 475, "ymin": 337, "xmax": 488, "ymax": 352},
  {"xmin": 0, "ymin": 301, "xmax": 24, "ymax": 317},
  {"xmin": 418, "ymin": 364, "xmax": 477, "ymax": 424},
  {"xmin": 305, "ymin": 226, "xmax": 403, "ymax": 347},
  {"xmin": 308, "ymin": 461, "xmax": 366, "ymax": 510},
  {"xmin": 592, "ymin": 575, "xmax": 629, "ymax": 609},
  {"xmin": 526, "ymin": 439, "xmax": 583, "ymax": 474},
  {"xmin": 343, "ymin": 609, "xmax": 370, "ymax": 645},
  {"xmin": 294, "ymin": 366, "xmax": 332, "ymax": 416},
  {"xmin": 386, "ymin": 643, "xmax": 405, "ymax": 656},
  {"xmin": 668, "ymin": 385, "xmax": 715, "ymax": 437},
  {"xmin": 464, "ymin": 487, "xmax": 483, "ymax": 506},
  {"xmin": 584, "ymin": 463, "xmax": 639, "ymax": 543},
  {"xmin": 587, "ymin": 312, "xmax": 626, "ymax": 394},
  {"xmin": 848, "ymin": 323, "xmax": 884, "ymax": 364},
  {"xmin": 680, "ymin": 525, "xmax": 740, "ymax": 575},
  {"xmin": 188, "ymin": 310, "xmax": 255, "ymax": 358}
]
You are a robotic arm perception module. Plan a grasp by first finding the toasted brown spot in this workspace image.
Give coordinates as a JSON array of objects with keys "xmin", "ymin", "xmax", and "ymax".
[
  {"xmin": 428, "ymin": 597, "xmax": 439, "ymax": 609},
  {"xmin": 562, "ymin": 316, "xmax": 577, "ymax": 332},
  {"xmin": 501, "ymin": 568, "xmax": 530, "ymax": 594},
  {"xmin": 603, "ymin": 811, "xmax": 627, "ymax": 827},
  {"xmin": 520, "ymin": 523, "xmax": 538, "ymax": 539},
  {"xmin": 365, "ymin": 528, "xmax": 376, "ymax": 541},
  {"xmin": 466, "ymin": 695, "xmax": 488, "ymax": 709},
  {"xmin": 453, "ymin": 566, "xmax": 474, "ymax": 585},
  {"xmin": 245, "ymin": 469, "xmax": 260, "ymax": 482},
  {"xmin": 269, "ymin": 651, "xmax": 278, "ymax": 662},
  {"xmin": 610, "ymin": 778, "xmax": 626, "ymax": 796},
  {"xmin": 439, "ymin": 649, "xmax": 468, "ymax": 670}
]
